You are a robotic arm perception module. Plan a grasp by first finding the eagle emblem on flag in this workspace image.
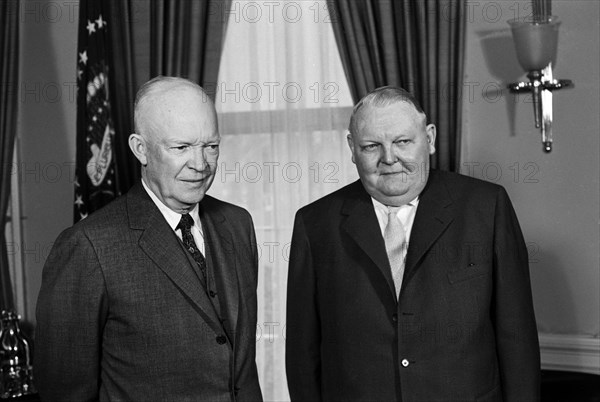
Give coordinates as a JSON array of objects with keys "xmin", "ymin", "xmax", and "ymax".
[{"xmin": 85, "ymin": 69, "xmax": 114, "ymax": 187}]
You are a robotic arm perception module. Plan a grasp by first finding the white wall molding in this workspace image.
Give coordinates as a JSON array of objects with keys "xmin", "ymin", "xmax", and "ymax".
[{"xmin": 539, "ymin": 333, "xmax": 600, "ymax": 375}]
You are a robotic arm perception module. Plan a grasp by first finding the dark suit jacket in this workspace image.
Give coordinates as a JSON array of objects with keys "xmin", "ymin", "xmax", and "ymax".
[
  {"xmin": 35, "ymin": 183, "xmax": 262, "ymax": 402},
  {"xmin": 286, "ymin": 170, "xmax": 540, "ymax": 402}
]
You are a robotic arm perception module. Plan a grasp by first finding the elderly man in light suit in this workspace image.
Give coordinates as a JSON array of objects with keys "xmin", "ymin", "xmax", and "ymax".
[
  {"xmin": 35, "ymin": 76, "xmax": 263, "ymax": 401},
  {"xmin": 286, "ymin": 86, "xmax": 540, "ymax": 401}
]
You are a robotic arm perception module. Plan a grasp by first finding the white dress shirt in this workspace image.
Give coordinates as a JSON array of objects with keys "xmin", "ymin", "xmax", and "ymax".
[
  {"xmin": 372, "ymin": 196, "xmax": 420, "ymax": 248},
  {"xmin": 142, "ymin": 179, "xmax": 205, "ymax": 255}
]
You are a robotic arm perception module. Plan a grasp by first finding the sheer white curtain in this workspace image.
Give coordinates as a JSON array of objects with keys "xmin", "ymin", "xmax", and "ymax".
[{"xmin": 210, "ymin": 1, "xmax": 357, "ymax": 400}]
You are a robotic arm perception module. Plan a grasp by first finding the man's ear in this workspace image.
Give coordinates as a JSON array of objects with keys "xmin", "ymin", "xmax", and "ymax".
[
  {"xmin": 129, "ymin": 134, "xmax": 148, "ymax": 165},
  {"xmin": 346, "ymin": 132, "xmax": 356, "ymax": 164},
  {"xmin": 425, "ymin": 124, "xmax": 436, "ymax": 155}
]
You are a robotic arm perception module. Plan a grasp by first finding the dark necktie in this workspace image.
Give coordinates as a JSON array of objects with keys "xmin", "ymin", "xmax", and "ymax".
[{"xmin": 176, "ymin": 213, "xmax": 207, "ymax": 284}]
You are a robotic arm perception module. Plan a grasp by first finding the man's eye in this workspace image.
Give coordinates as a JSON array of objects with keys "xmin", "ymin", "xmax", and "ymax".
[
  {"xmin": 171, "ymin": 145, "xmax": 188, "ymax": 151},
  {"xmin": 362, "ymin": 144, "xmax": 378, "ymax": 151},
  {"xmin": 395, "ymin": 139, "xmax": 410, "ymax": 145},
  {"xmin": 207, "ymin": 144, "xmax": 219, "ymax": 151}
]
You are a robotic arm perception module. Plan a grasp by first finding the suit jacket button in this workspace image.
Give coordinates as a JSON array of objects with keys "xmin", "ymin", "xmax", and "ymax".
[
  {"xmin": 216, "ymin": 335, "xmax": 227, "ymax": 345},
  {"xmin": 392, "ymin": 313, "xmax": 398, "ymax": 322},
  {"xmin": 209, "ymin": 290, "xmax": 216, "ymax": 298},
  {"xmin": 401, "ymin": 359, "xmax": 410, "ymax": 367}
]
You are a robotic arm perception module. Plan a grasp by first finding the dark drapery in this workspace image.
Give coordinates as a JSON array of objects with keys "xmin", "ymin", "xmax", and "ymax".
[
  {"xmin": 0, "ymin": 0, "xmax": 19, "ymax": 310},
  {"xmin": 150, "ymin": 0, "xmax": 232, "ymax": 100},
  {"xmin": 328, "ymin": 0, "xmax": 466, "ymax": 171},
  {"xmin": 106, "ymin": 0, "xmax": 142, "ymax": 196}
]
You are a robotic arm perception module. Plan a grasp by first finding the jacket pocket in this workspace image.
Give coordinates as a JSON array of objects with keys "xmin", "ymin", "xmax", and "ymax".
[{"xmin": 447, "ymin": 263, "xmax": 488, "ymax": 284}]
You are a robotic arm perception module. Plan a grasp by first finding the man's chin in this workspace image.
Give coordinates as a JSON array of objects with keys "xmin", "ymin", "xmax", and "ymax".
[
  {"xmin": 184, "ymin": 193, "xmax": 207, "ymax": 205},
  {"xmin": 175, "ymin": 189, "xmax": 208, "ymax": 207},
  {"xmin": 367, "ymin": 184, "xmax": 424, "ymax": 206},
  {"xmin": 379, "ymin": 182, "xmax": 410, "ymax": 197}
]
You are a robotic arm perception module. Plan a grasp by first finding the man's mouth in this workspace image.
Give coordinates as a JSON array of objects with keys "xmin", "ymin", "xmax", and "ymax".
[
  {"xmin": 181, "ymin": 177, "xmax": 207, "ymax": 183},
  {"xmin": 380, "ymin": 171, "xmax": 408, "ymax": 175}
]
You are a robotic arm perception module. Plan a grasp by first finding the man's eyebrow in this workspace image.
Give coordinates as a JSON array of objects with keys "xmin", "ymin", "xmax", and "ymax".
[{"xmin": 166, "ymin": 138, "xmax": 221, "ymax": 145}]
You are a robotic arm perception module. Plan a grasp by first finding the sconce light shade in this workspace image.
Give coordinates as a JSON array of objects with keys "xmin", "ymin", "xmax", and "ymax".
[
  {"xmin": 508, "ymin": 16, "xmax": 561, "ymax": 71},
  {"xmin": 507, "ymin": 14, "xmax": 572, "ymax": 153}
]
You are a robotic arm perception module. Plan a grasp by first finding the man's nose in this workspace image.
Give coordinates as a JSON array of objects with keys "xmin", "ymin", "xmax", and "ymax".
[
  {"xmin": 187, "ymin": 146, "xmax": 207, "ymax": 171},
  {"xmin": 381, "ymin": 145, "xmax": 398, "ymax": 165}
]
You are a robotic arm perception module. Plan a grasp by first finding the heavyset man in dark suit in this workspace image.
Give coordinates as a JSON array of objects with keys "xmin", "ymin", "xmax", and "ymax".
[
  {"xmin": 286, "ymin": 86, "xmax": 540, "ymax": 401},
  {"xmin": 35, "ymin": 76, "xmax": 263, "ymax": 401}
]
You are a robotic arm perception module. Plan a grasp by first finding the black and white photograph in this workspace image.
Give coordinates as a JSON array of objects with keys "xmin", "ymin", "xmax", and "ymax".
[{"xmin": 0, "ymin": 1, "xmax": 598, "ymax": 401}]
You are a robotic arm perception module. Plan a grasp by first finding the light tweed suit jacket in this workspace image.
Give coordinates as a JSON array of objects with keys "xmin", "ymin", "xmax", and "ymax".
[{"xmin": 35, "ymin": 182, "xmax": 262, "ymax": 402}]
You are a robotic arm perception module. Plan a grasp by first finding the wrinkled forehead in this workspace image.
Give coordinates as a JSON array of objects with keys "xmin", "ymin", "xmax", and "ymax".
[
  {"xmin": 142, "ymin": 83, "xmax": 212, "ymax": 113},
  {"xmin": 354, "ymin": 101, "xmax": 426, "ymax": 133},
  {"xmin": 137, "ymin": 85, "xmax": 217, "ymax": 138}
]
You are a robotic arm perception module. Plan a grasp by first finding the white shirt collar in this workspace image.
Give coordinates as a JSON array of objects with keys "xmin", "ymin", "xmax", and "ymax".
[
  {"xmin": 141, "ymin": 179, "xmax": 201, "ymax": 232},
  {"xmin": 371, "ymin": 196, "xmax": 419, "ymax": 214},
  {"xmin": 371, "ymin": 196, "xmax": 420, "ymax": 242}
]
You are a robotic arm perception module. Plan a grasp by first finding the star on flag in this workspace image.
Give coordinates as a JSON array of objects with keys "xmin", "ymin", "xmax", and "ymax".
[
  {"xmin": 79, "ymin": 50, "xmax": 88, "ymax": 65},
  {"xmin": 96, "ymin": 15, "xmax": 106, "ymax": 29},
  {"xmin": 86, "ymin": 19, "xmax": 96, "ymax": 35}
]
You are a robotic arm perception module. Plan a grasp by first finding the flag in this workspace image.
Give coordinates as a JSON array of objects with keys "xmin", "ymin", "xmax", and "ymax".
[{"xmin": 74, "ymin": 0, "xmax": 119, "ymax": 222}]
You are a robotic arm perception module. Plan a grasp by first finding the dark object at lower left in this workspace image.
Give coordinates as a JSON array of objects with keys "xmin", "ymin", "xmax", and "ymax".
[{"xmin": 0, "ymin": 310, "xmax": 36, "ymax": 399}]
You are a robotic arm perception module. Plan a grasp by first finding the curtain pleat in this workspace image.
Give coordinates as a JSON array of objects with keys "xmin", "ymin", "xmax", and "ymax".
[
  {"xmin": 328, "ymin": 0, "xmax": 466, "ymax": 171},
  {"xmin": 150, "ymin": 0, "xmax": 231, "ymax": 100},
  {"xmin": 107, "ymin": 0, "xmax": 141, "ymax": 196},
  {"xmin": 0, "ymin": 0, "xmax": 19, "ymax": 311}
]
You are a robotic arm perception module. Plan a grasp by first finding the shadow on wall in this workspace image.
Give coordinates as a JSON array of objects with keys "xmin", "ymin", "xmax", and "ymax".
[
  {"xmin": 477, "ymin": 28, "xmax": 525, "ymax": 137},
  {"xmin": 528, "ymin": 243, "xmax": 578, "ymax": 335}
]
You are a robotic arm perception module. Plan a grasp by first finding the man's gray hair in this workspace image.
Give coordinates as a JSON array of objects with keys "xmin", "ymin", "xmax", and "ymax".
[{"xmin": 348, "ymin": 86, "xmax": 426, "ymax": 136}]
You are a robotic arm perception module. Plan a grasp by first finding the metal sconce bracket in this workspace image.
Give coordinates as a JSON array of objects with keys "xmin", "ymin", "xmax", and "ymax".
[
  {"xmin": 508, "ymin": 64, "xmax": 573, "ymax": 153},
  {"xmin": 508, "ymin": 63, "xmax": 573, "ymax": 153}
]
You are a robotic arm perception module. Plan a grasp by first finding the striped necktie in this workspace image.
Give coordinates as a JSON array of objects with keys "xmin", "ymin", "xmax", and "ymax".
[
  {"xmin": 176, "ymin": 213, "xmax": 207, "ymax": 284},
  {"xmin": 384, "ymin": 206, "xmax": 407, "ymax": 298}
]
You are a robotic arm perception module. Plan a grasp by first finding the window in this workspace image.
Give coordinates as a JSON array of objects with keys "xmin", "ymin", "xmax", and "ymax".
[{"xmin": 210, "ymin": 1, "xmax": 356, "ymax": 399}]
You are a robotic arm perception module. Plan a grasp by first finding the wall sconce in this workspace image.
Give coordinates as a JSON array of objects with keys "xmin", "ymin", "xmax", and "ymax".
[{"xmin": 507, "ymin": 15, "xmax": 572, "ymax": 153}]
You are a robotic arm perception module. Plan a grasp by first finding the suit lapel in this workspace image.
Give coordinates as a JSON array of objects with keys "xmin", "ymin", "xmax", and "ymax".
[
  {"xmin": 200, "ymin": 199, "xmax": 239, "ymax": 340},
  {"xmin": 341, "ymin": 181, "xmax": 397, "ymax": 300},
  {"xmin": 403, "ymin": 171, "xmax": 455, "ymax": 288},
  {"xmin": 126, "ymin": 184, "xmax": 223, "ymax": 334}
]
